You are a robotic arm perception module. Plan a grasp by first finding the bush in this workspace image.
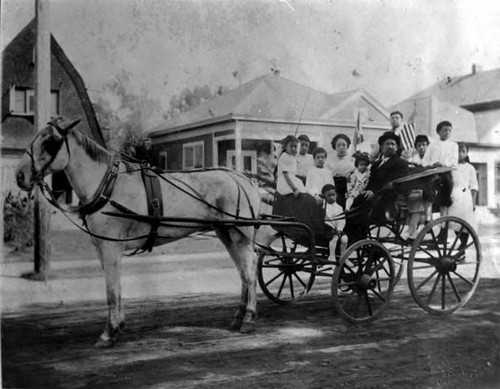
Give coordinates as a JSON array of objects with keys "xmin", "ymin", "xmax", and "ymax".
[{"xmin": 3, "ymin": 191, "xmax": 34, "ymax": 251}]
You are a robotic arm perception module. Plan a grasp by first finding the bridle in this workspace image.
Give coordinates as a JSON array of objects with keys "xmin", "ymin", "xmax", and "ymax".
[{"xmin": 25, "ymin": 119, "xmax": 80, "ymax": 185}]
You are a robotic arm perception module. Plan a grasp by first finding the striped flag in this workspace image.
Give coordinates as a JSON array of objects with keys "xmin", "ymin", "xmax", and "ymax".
[
  {"xmin": 353, "ymin": 111, "xmax": 364, "ymax": 151},
  {"xmin": 400, "ymin": 108, "xmax": 416, "ymax": 151}
]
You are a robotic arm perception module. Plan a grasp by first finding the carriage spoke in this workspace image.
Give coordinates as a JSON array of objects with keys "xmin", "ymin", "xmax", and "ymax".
[
  {"xmin": 276, "ymin": 274, "xmax": 287, "ymax": 298},
  {"xmin": 416, "ymin": 269, "xmax": 439, "ymax": 292},
  {"xmin": 293, "ymin": 272, "xmax": 307, "ymax": 289},
  {"xmin": 371, "ymin": 289, "xmax": 386, "ymax": 302},
  {"xmin": 364, "ymin": 291, "xmax": 373, "ymax": 316},
  {"xmin": 415, "ymin": 245, "xmax": 439, "ymax": 261},
  {"xmin": 447, "ymin": 225, "xmax": 464, "ymax": 255},
  {"xmin": 429, "ymin": 229, "xmax": 443, "ymax": 257},
  {"xmin": 426, "ymin": 273, "xmax": 441, "ymax": 304},
  {"xmin": 264, "ymin": 270, "xmax": 286, "ymax": 287},
  {"xmin": 442, "ymin": 220, "xmax": 450, "ymax": 254},
  {"xmin": 441, "ymin": 272, "xmax": 446, "ymax": 309},
  {"xmin": 451, "ymin": 270, "xmax": 474, "ymax": 286},
  {"xmin": 353, "ymin": 294, "xmax": 362, "ymax": 317},
  {"xmin": 369, "ymin": 257, "xmax": 389, "ymax": 275},
  {"xmin": 412, "ymin": 264, "xmax": 437, "ymax": 270},
  {"xmin": 447, "ymin": 273, "xmax": 462, "ymax": 302},
  {"xmin": 289, "ymin": 274, "xmax": 295, "ymax": 299}
]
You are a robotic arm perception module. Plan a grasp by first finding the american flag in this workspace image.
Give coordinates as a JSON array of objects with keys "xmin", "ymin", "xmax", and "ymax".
[
  {"xmin": 399, "ymin": 108, "xmax": 416, "ymax": 151},
  {"xmin": 353, "ymin": 111, "xmax": 364, "ymax": 151}
]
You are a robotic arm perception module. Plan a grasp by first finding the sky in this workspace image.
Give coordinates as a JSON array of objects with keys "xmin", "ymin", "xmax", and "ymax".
[{"xmin": 2, "ymin": 0, "xmax": 500, "ymax": 129}]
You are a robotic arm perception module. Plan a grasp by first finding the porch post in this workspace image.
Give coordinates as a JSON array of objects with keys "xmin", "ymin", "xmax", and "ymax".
[{"xmin": 235, "ymin": 121, "xmax": 243, "ymax": 171}]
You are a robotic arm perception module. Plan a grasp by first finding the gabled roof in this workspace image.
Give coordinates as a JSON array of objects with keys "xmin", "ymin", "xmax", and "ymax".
[
  {"xmin": 150, "ymin": 75, "xmax": 389, "ymax": 136},
  {"xmin": 2, "ymin": 19, "xmax": 105, "ymax": 147},
  {"xmin": 406, "ymin": 67, "xmax": 500, "ymax": 109}
]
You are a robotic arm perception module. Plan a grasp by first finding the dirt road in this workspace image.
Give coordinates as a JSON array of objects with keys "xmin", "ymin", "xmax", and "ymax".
[{"xmin": 2, "ymin": 275, "xmax": 500, "ymax": 388}]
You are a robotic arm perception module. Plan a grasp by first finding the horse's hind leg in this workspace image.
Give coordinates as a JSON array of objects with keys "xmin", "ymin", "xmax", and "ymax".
[
  {"xmin": 94, "ymin": 240, "xmax": 125, "ymax": 348},
  {"xmin": 216, "ymin": 227, "xmax": 258, "ymax": 333}
]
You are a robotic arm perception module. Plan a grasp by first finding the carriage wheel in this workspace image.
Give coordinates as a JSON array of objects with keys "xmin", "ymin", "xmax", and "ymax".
[
  {"xmin": 368, "ymin": 225, "xmax": 406, "ymax": 285},
  {"xmin": 331, "ymin": 239, "xmax": 395, "ymax": 323},
  {"xmin": 258, "ymin": 233, "xmax": 316, "ymax": 305},
  {"xmin": 407, "ymin": 216, "xmax": 481, "ymax": 315}
]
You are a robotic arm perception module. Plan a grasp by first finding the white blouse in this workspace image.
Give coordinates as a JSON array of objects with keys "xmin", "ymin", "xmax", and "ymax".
[
  {"xmin": 276, "ymin": 153, "xmax": 306, "ymax": 195},
  {"xmin": 422, "ymin": 139, "xmax": 458, "ymax": 168},
  {"xmin": 306, "ymin": 167, "xmax": 334, "ymax": 197}
]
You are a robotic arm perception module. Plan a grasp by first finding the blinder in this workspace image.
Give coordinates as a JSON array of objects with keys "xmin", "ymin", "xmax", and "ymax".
[{"xmin": 26, "ymin": 119, "xmax": 80, "ymax": 184}]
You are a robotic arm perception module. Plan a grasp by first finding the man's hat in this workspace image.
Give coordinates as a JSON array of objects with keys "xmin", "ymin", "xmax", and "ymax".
[{"xmin": 378, "ymin": 131, "xmax": 402, "ymax": 147}]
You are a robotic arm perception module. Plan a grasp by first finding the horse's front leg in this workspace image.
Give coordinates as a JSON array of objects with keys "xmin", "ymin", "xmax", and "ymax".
[{"xmin": 93, "ymin": 240, "xmax": 125, "ymax": 348}]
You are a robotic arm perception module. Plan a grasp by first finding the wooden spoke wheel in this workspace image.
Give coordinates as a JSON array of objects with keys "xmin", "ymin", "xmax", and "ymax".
[
  {"xmin": 258, "ymin": 233, "xmax": 316, "ymax": 305},
  {"xmin": 368, "ymin": 224, "xmax": 407, "ymax": 285},
  {"xmin": 407, "ymin": 216, "xmax": 482, "ymax": 315},
  {"xmin": 332, "ymin": 239, "xmax": 395, "ymax": 323}
]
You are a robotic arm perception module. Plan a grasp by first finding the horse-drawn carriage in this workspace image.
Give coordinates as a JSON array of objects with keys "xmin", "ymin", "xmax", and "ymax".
[
  {"xmin": 257, "ymin": 167, "xmax": 482, "ymax": 323},
  {"xmin": 15, "ymin": 118, "xmax": 482, "ymax": 346}
]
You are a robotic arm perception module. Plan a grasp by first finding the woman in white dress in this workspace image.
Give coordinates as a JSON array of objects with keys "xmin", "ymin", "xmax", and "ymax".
[{"xmin": 448, "ymin": 143, "xmax": 478, "ymax": 246}]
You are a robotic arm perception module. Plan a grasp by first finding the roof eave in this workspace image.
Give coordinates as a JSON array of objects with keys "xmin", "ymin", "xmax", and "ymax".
[{"xmin": 149, "ymin": 114, "xmax": 236, "ymax": 137}]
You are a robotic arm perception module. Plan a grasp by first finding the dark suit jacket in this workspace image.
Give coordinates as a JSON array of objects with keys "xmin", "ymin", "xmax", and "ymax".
[{"xmin": 366, "ymin": 155, "xmax": 409, "ymax": 193}]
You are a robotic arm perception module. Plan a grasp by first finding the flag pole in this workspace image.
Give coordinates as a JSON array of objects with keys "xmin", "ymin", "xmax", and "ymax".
[{"xmin": 293, "ymin": 92, "xmax": 310, "ymax": 137}]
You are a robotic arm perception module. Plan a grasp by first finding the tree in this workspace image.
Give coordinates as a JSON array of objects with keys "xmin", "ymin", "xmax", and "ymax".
[{"xmin": 93, "ymin": 70, "xmax": 161, "ymax": 164}]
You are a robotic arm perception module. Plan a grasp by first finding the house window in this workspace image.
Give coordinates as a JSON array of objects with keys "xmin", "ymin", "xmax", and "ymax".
[
  {"xmin": 183, "ymin": 141, "xmax": 204, "ymax": 170},
  {"xmin": 10, "ymin": 87, "xmax": 60, "ymax": 116},
  {"xmin": 159, "ymin": 151, "xmax": 168, "ymax": 170},
  {"xmin": 227, "ymin": 150, "xmax": 257, "ymax": 173}
]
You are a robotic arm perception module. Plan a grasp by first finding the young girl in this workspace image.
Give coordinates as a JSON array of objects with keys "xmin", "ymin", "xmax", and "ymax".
[
  {"xmin": 346, "ymin": 152, "xmax": 370, "ymax": 210},
  {"xmin": 448, "ymin": 143, "xmax": 478, "ymax": 246},
  {"xmin": 322, "ymin": 184, "xmax": 348, "ymax": 261},
  {"xmin": 276, "ymin": 135, "xmax": 306, "ymax": 197}
]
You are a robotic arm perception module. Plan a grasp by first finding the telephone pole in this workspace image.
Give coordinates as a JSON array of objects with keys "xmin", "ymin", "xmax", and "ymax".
[{"xmin": 25, "ymin": 0, "xmax": 52, "ymax": 281}]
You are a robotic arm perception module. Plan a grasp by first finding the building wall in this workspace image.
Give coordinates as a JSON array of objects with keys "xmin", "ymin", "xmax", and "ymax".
[
  {"xmin": 468, "ymin": 147, "xmax": 500, "ymax": 208},
  {"xmin": 156, "ymin": 133, "xmax": 213, "ymax": 170},
  {"xmin": 472, "ymin": 109, "xmax": 500, "ymax": 145}
]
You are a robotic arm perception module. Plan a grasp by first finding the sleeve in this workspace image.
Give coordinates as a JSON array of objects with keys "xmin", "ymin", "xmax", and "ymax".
[
  {"xmin": 278, "ymin": 153, "xmax": 294, "ymax": 173},
  {"xmin": 468, "ymin": 164, "xmax": 479, "ymax": 191},
  {"xmin": 450, "ymin": 142, "xmax": 459, "ymax": 167}
]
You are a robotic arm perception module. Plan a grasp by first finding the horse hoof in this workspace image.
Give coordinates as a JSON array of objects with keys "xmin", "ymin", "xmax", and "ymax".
[
  {"xmin": 95, "ymin": 337, "xmax": 115, "ymax": 348},
  {"xmin": 230, "ymin": 317, "xmax": 243, "ymax": 331},
  {"xmin": 239, "ymin": 321, "xmax": 255, "ymax": 334}
]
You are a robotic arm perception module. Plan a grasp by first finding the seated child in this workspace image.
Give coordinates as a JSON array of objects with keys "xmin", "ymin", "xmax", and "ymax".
[
  {"xmin": 345, "ymin": 152, "xmax": 370, "ymax": 210},
  {"xmin": 410, "ymin": 135, "xmax": 429, "ymax": 167},
  {"xmin": 305, "ymin": 147, "xmax": 334, "ymax": 203},
  {"xmin": 322, "ymin": 184, "xmax": 348, "ymax": 261}
]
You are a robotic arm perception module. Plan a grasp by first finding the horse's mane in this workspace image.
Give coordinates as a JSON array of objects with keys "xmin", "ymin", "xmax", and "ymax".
[{"xmin": 72, "ymin": 130, "xmax": 113, "ymax": 164}]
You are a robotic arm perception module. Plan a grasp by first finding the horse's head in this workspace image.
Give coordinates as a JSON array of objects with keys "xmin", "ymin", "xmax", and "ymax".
[{"xmin": 15, "ymin": 118, "xmax": 81, "ymax": 191}]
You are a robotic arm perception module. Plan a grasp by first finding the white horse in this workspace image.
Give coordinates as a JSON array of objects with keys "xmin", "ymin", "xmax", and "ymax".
[{"xmin": 16, "ymin": 118, "xmax": 262, "ymax": 348}]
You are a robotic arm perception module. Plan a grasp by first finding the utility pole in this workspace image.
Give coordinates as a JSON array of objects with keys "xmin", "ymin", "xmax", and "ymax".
[{"xmin": 25, "ymin": 0, "xmax": 52, "ymax": 281}]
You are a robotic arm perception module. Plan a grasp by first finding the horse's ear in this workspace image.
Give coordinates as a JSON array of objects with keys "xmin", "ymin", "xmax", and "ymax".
[{"xmin": 63, "ymin": 119, "xmax": 81, "ymax": 133}]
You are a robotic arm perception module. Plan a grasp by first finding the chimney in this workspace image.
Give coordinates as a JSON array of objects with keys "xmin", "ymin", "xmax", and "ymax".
[{"xmin": 472, "ymin": 63, "xmax": 482, "ymax": 74}]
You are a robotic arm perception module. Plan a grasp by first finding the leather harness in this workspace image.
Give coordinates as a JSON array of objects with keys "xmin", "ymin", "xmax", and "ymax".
[{"xmin": 77, "ymin": 161, "xmax": 164, "ymax": 252}]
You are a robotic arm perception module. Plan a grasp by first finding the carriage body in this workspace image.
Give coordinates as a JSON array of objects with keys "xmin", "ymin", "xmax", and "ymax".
[{"xmin": 257, "ymin": 167, "xmax": 482, "ymax": 323}]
